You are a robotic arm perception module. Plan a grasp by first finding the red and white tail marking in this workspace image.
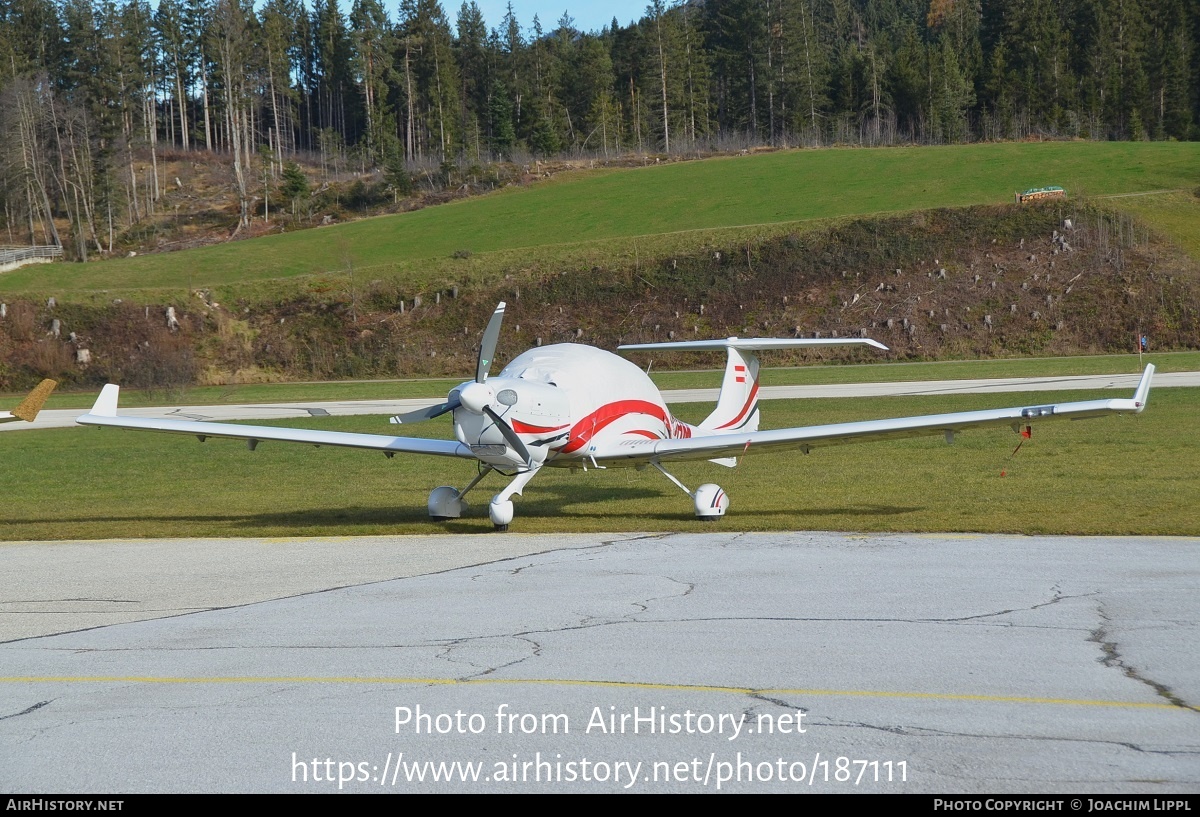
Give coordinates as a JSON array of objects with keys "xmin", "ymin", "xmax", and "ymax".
[{"xmin": 699, "ymin": 347, "xmax": 761, "ymax": 434}]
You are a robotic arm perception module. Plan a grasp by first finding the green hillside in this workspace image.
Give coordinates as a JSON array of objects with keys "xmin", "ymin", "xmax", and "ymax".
[{"xmin": 2, "ymin": 141, "xmax": 1197, "ymax": 294}]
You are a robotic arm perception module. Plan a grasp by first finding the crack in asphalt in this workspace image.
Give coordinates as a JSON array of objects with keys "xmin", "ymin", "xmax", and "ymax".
[
  {"xmin": 2, "ymin": 599, "xmax": 141, "ymax": 605},
  {"xmin": 1090, "ymin": 605, "xmax": 1198, "ymax": 713},
  {"xmin": 0, "ymin": 700, "xmax": 52, "ymax": 720},
  {"xmin": 746, "ymin": 692, "xmax": 808, "ymax": 716},
  {"xmin": 809, "ymin": 716, "xmax": 1200, "ymax": 756},
  {"xmin": 944, "ymin": 587, "xmax": 1097, "ymax": 624},
  {"xmin": 0, "ymin": 536, "xmax": 649, "ymax": 646},
  {"xmin": 434, "ymin": 633, "xmax": 543, "ymax": 680},
  {"xmin": 17, "ymin": 607, "xmax": 1100, "ymax": 654},
  {"xmin": 6, "ymin": 608, "xmax": 211, "ymax": 616},
  {"xmin": 715, "ymin": 532, "xmax": 751, "ymax": 549},
  {"xmin": 461, "ymin": 635, "xmax": 543, "ymax": 680},
  {"xmin": 433, "ymin": 543, "xmax": 697, "ymax": 680}
]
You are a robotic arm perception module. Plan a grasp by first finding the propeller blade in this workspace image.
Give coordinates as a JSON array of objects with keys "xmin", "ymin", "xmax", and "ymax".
[
  {"xmin": 389, "ymin": 398, "xmax": 459, "ymax": 424},
  {"xmin": 483, "ymin": 405, "xmax": 532, "ymax": 468},
  {"xmin": 476, "ymin": 301, "xmax": 507, "ymax": 383}
]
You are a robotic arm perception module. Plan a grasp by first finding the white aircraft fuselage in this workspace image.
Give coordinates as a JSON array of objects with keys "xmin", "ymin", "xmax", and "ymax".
[{"xmin": 452, "ymin": 343, "xmax": 697, "ymax": 470}]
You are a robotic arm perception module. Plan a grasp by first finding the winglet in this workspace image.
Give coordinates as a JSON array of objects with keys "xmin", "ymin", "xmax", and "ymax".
[
  {"xmin": 1132, "ymin": 364, "xmax": 1154, "ymax": 412},
  {"xmin": 90, "ymin": 384, "xmax": 121, "ymax": 418},
  {"xmin": 11, "ymin": 379, "xmax": 57, "ymax": 422}
]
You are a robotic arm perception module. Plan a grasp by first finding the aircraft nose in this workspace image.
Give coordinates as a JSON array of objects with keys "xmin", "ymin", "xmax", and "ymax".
[{"xmin": 457, "ymin": 381, "xmax": 495, "ymax": 414}]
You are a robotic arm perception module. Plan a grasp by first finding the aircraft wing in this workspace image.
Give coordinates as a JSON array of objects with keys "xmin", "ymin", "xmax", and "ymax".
[
  {"xmin": 591, "ymin": 365, "xmax": 1156, "ymax": 465},
  {"xmin": 0, "ymin": 379, "xmax": 57, "ymax": 424},
  {"xmin": 76, "ymin": 384, "xmax": 476, "ymax": 459}
]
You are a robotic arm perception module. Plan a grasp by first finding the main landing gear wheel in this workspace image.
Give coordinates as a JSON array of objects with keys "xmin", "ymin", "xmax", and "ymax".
[
  {"xmin": 428, "ymin": 485, "xmax": 466, "ymax": 521},
  {"xmin": 650, "ymin": 462, "xmax": 729, "ymax": 522},
  {"xmin": 428, "ymin": 468, "xmax": 496, "ymax": 523},
  {"xmin": 693, "ymin": 483, "xmax": 729, "ymax": 521}
]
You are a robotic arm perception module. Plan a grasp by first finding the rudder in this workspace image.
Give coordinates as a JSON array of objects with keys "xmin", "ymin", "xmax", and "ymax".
[{"xmin": 699, "ymin": 346, "xmax": 760, "ymax": 432}]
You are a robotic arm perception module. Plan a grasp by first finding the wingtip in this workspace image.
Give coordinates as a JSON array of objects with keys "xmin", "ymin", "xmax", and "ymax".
[
  {"xmin": 1132, "ymin": 364, "xmax": 1154, "ymax": 411},
  {"xmin": 90, "ymin": 384, "xmax": 120, "ymax": 418},
  {"xmin": 11, "ymin": 378, "xmax": 57, "ymax": 422}
]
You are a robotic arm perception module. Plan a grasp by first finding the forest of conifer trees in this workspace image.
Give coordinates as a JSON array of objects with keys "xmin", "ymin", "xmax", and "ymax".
[{"xmin": 1, "ymin": 0, "xmax": 1197, "ymax": 256}]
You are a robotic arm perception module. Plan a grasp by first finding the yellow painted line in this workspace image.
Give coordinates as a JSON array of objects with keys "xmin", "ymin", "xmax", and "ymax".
[{"xmin": 0, "ymin": 676, "xmax": 1183, "ymax": 710}]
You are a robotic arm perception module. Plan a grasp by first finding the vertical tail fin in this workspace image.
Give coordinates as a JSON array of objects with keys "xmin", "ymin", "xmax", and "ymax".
[{"xmin": 699, "ymin": 346, "xmax": 760, "ymax": 432}]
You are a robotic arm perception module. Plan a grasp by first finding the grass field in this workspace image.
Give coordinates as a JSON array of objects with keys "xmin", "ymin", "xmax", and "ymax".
[
  {"xmin": 1, "ymin": 386, "xmax": 1194, "ymax": 540},
  {"xmin": 1101, "ymin": 189, "xmax": 1200, "ymax": 257},
  {"xmin": 2, "ymin": 141, "xmax": 1197, "ymax": 295}
]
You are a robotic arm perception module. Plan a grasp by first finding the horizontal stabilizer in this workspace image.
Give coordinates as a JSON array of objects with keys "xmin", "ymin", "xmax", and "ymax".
[
  {"xmin": 620, "ymin": 336, "xmax": 887, "ymax": 437},
  {"xmin": 619, "ymin": 337, "xmax": 888, "ymax": 353}
]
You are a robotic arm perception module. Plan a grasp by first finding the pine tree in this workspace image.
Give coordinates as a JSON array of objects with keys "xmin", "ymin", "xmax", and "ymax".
[
  {"xmin": 929, "ymin": 31, "xmax": 974, "ymax": 142},
  {"xmin": 0, "ymin": 0, "xmax": 64, "ymax": 76},
  {"xmin": 155, "ymin": 0, "xmax": 190, "ymax": 148},
  {"xmin": 487, "ymin": 77, "xmax": 515, "ymax": 154},
  {"xmin": 705, "ymin": 0, "xmax": 769, "ymax": 138},
  {"xmin": 1145, "ymin": 0, "xmax": 1192, "ymax": 139},
  {"xmin": 455, "ymin": 1, "xmax": 489, "ymax": 158},
  {"xmin": 396, "ymin": 0, "xmax": 459, "ymax": 160},
  {"xmin": 350, "ymin": 0, "xmax": 393, "ymax": 161},
  {"xmin": 782, "ymin": 0, "xmax": 829, "ymax": 144},
  {"xmin": 279, "ymin": 158, "xmax": 308, "ymax": 216}
]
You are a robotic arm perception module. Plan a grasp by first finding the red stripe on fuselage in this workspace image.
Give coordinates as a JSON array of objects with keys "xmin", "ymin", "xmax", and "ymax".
[
  {"xmin": 510, "ymin": 419, "xmax": 569, "ymax": 434},
  {"xmin": 561, "ymin": 400, "xmax": 670, "ymax": 453}
]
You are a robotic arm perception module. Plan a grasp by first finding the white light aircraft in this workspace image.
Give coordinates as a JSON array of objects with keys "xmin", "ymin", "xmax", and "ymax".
[
  {"xmin": 1, "ymin": 379, "xmax": 56, "ymax": 425},
  {"xmin": 76, "ymin": 303, "xmax": 1154, "ymax": 530}
]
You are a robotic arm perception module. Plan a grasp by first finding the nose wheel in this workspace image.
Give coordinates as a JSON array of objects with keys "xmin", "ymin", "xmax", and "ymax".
[
  {"xmin": 488, "ymin": 499, "xmax": 513, "ymax": 532},
  {"xmin": 487, "ymin": 466, "xmax": 540, "ymax": 531}
]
